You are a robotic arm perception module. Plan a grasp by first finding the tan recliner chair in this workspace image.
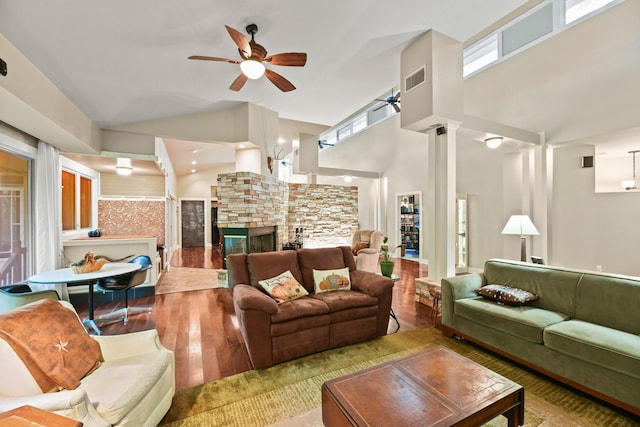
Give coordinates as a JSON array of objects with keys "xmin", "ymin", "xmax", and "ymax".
[{"xmin": 351, "ymin": 230, "xmax": 384, "ymax": 273}]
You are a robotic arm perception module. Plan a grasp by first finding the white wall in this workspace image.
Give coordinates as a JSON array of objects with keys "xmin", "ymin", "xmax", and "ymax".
[
  {"xmin": 319, "ymin": 115, "xmax": 429, "ymax": 249},
  {"xmin": 551, "ymin": 144, "xmax": 640, "ymax": 276},
  {"xmin": 456, "ymin": 138, "xmax": 506, "ymax": 268}
]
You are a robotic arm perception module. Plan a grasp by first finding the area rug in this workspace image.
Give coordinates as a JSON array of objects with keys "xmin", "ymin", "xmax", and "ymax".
[
  {"xmin": 155, "ymin": 267, "xmax": 227, "ymax": 295},
  {"xmin": 159, "ymin": 327, "xmax": 638, "ymax": 426}
]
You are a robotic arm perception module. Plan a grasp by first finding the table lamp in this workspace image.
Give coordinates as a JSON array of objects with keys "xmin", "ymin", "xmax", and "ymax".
[{"xmin": 501, "ymin": 215, "xmax": 539, "ymax": 262}]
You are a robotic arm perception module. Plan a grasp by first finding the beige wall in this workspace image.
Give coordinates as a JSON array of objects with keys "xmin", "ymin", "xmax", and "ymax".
[{"xmin": 101, "ymin": 173, "xmax": 165, "ymax": 198}]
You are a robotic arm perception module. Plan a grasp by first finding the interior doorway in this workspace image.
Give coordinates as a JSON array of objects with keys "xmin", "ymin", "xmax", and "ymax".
[
  {"xmin": 396, "ymin": 191, "xmax": 423, "ymax": 261},
  {"xmin": 181, "ymin": 200, "xmax": 205, "ymax": 248}
]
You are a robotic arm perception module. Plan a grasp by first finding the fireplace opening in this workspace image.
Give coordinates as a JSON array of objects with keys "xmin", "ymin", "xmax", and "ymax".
[{"xmin": 221, "ymin": 226, "xmax": 277, "ymax": 268}]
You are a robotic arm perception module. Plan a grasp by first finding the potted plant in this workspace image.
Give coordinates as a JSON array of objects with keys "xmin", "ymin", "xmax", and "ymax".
[{"xmin": 380, "ymin": 236, "xmax": 402, "ymax": 278}]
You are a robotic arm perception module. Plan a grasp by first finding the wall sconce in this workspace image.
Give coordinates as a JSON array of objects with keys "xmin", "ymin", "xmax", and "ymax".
[
  {"xmin": 115, "ymin": 158, "xmax": 132, "ymax": 176},
  {"xmin": 621, "ymin": 150, "xmax": 639, "ymax": 190},
  {"xmin": 485, "ymin": 136, "xmax": 503, "ymax": 149}
]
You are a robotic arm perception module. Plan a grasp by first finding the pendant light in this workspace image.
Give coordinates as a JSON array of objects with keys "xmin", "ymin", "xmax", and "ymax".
[{"xmin": 621, "ymin": 150, "xmax": 639, "ymax": 190}]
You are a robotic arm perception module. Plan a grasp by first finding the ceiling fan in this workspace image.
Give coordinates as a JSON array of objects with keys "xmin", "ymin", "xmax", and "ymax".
[
  {"xmin": 188, "ymin": 24, "xmax": 307, "ymax": 92},
  {"xmin": 374, "ymin": 90, "xmax": 401, "ymax": 113}
]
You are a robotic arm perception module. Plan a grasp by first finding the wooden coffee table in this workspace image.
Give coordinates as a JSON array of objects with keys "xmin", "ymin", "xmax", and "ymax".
[{"xmin": 322, "ymin": 346, "xmax": 524, "ymax": 426}]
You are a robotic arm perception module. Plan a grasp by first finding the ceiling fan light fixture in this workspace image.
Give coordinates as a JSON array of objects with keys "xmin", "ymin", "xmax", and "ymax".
[
  {"xmin": 485, "ymin": 136, "xmax": 503, "ymax": 149},
  {"xmin": 240, "ymin": 60, "xmax": 265, "ymax": 79}
]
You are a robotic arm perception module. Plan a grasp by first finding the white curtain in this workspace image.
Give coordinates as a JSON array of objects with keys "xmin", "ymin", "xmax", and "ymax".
[{"xmin": 32, "ymin": 141, "xmax": 68, "ymax": 299}]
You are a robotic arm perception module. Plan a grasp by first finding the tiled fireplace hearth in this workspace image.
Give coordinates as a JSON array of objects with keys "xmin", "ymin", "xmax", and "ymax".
[{"xmin": 217, "ymin": 172, "xmax": 358, "ymax": 256}]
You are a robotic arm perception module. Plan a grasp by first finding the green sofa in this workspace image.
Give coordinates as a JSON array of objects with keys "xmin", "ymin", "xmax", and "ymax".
[{"xmin": 441, "ymin": 259, "xmax": 640, "ymax": 416}]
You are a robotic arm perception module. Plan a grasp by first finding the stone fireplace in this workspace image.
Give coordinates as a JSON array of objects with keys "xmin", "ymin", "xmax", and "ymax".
[{"xmin": 217, "ymin": 171, "xmax": 358, "ymax": 263}]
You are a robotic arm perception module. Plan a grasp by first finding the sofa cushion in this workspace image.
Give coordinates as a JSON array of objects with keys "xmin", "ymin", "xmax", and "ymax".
[
  {"xmin": 475, "ymin": 284, "xmax": 538, "ymax": 306},
  {"xmin": 271, "ymin": 314, "xmax": 330, "ymax": 337},
  {"xmin": 259, "ymin": 270, "xmax": 308, "ymax": 304},
  {"xmin": 352, "ymin": 242, "xmax": 369, "ymax": 255},
  {"xmin": 298, "ymin": 248, "xmax": 347, "ymax": 293},
  {"xmin": 313, "ymin": 267, "xmax": 351, "ymax": 293},
  {"xmin": 544, "ymin": 320, "xmax": 640, "ymax": 380},
  {"xmin": 80, "ymin": 348, "xmax": 173, "ymax": 425},
  {"xmin": 574, "ymin": 273, "xmax": 640, "ymax": 334},
  {"xmin": 271, "ymin": 296, "xmax": 330, "ymax": 323},
  {"xmin": 311, "ymin": 290, "xmax": 377, "ymax": 313},
  {"xmin": 247, "ymin": 251, "xmax": 304, "ymax": 288},
  {"xmin": 483, "ymin": 259, "xmax": 581, "ymax": 317},
  {"xmin": 455, "ymin": 297, "xmax": 569, "ymax": 343}
]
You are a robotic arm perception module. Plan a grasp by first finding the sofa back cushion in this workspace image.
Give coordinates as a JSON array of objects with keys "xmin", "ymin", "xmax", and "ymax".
[
  {"xmin": 298, "ymin": 248, "xmax": 348, "ymax": 293},
  {"xmin": 484, "ymin": 259, "xmax": 581, "ymax": 317},
  {"xmin": 575, "ymin": 273, "xmax": 640, "ymax": 334},
  {"xmin": 246, "ymin": 251, "xmax": 304, "ymax": 288}
]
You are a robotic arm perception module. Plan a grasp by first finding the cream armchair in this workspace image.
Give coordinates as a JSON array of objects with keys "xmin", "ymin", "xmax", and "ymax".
[
  {"xmin": 352, "ymin": 230, "xmax": 384, "ymax": 273},
  {"xmin": 0, "ymin": 300, "xmax": 175, "ymax": 427}
]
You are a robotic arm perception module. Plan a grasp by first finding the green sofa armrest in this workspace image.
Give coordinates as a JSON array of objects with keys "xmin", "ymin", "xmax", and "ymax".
[{"xmin": 441, "ymin": 273, "xmax": 485, "ymax": 329}]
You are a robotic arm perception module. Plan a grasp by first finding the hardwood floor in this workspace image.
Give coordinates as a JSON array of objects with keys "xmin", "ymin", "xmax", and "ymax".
[{"xmin": 75, "ymin": 248, "xmax": 436, "ymax": 392}]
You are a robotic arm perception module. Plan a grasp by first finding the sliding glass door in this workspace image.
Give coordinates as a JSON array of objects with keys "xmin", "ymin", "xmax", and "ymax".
[{"xmin": 0, "ymin": 149, "xmax": 30, "ymax": 285}]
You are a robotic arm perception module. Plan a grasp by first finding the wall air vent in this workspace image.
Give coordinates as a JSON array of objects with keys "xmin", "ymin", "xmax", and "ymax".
[{"xmin": 404, "ymin": 66, "xmax": 426, "ymax": 93}]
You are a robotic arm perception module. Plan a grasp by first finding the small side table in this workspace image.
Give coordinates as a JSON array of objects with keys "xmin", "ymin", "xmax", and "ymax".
[
  {"xmin": 429, "ymin": 287, "xmax": 442, "ymax": 321},
  {"xmin": 0, "ymin": 405, "xmax": 82, "ymax": 427}
]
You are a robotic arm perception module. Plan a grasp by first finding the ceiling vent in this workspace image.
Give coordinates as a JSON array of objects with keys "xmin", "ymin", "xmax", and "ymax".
[{"xmin": 404, "ymin": 66, "xmax": 426, "ymax": 93}]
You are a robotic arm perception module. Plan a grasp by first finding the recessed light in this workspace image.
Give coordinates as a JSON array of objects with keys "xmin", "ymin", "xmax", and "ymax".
[
  {"xmin": 238, "ymin": 143, "xmax": 246, "ymax": 149},
  {"xmin": 191, "ymin": 160, "xmax": 197, "ymax": 165},
  {"xmin": 191, "ymin": 169, "xmax": 196, "ymax": 173}
]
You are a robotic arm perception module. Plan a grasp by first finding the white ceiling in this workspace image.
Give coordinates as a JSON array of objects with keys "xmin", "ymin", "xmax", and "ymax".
[{"xmin": 0, "ymin": 0, "xmax": 527, "ymax": 129}]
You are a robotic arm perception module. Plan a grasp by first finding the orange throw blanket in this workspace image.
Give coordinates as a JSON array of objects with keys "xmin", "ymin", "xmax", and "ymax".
[{"xmin": 0, "ymin": 299, "xmax": 102, "ymax": 392}]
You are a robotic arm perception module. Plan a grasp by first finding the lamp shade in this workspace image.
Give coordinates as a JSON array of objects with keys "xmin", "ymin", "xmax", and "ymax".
[{"xmin": 501, "ymin": 215, "xmax": 539, "ymax": 236}]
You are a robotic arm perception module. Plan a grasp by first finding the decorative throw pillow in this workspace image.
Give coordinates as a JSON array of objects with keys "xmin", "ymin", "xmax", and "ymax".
[
  {"xmin": 352, "ymin": 242, "xmax": 370, "ymax": 256},
  {"xmin": 475, "ymin": 284, "xmax": 539, "ymax": 306},
  {"xmin": 259, "ymin": 270, "xmax": 309, "ymax": 304},
  {"xmin": 313, "ymin": 267, "xmax": 351, "ymax": 293}
]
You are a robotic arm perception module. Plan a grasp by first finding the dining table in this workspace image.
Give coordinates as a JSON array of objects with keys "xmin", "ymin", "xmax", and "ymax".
[{"xmin": 28, "ymin": 262, "xmax": 141, "ymax": 335}]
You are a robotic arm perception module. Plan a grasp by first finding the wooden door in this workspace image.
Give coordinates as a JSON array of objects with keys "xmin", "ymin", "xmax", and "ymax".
[{"xmin": 181, "ymin": 200, "xmax": 205, "ymax": 248}]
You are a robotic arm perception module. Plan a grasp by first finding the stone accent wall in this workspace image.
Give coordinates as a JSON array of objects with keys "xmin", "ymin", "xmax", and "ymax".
[
  {"xmin": 288, "ymin": 184, "xmax": 358, "ymax": 248},
  {"xmin": 98, "ymin": 199, "xmax": 165, "ymax": 245},
  {"xmin": 217, "ymin": 172, "xmax": 358, "ymax": 250},
  {"xmin": 217, "ymin": 172, "xmax": 288, "ymax": 246}
]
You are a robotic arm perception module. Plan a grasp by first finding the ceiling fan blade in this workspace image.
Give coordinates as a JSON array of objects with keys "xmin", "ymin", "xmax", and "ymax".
[
  {"xmin": 188, "ymin": 55, "xmax": 240, "ymax": 64},
  {"xmin": 393, "ymin": 92, "xmax": 401, "ymax": 102},
  {"xmin": 373, "ymin": 103, "xmax": 387, "ymax": 112},
  {"xmin": 225, "ymin": 25, "xmax": 251, "ymax": 58},
  {"xmin": 265, "ymin": 52, "xmax": 307, "ymax": 66},
  {"xmin": 265, "ymin": 69, "xmax": 296, "ymax": 92},
  {"xmin": 393, "ymin": 104, "xmax": 401, "ymax": 113},
  {"xmin": 229, "ymin": 73, "xmax": 248, "ymax": 91}
]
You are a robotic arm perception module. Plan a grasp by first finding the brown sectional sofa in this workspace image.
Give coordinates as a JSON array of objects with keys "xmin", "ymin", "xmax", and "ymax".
[{"xmin": 227, "ymin": 246, "xmax": 394, "ymax": 369}]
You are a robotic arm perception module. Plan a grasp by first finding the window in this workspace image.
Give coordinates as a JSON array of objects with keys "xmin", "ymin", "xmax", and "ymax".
[
  {"xmin": 0, "ymin": 147, "xmax": 30, "ymax": 285},
  {"xmin": 337, "ymin": 124, "xmax": 352, "ymax": 141},
  {"xmin": 463, "ymin": 0, "xmax": 622, "ymax": 78},
  {"xmin": 60, "ymin": 157, "xmax": 98, "ymax": 234},
  {"xmin": 565, "ymin": 0, "xmax": 616, "ymax": 24},
  {"xmin": 352, "ymin": 114, "xmax": 368, "ymax": 134},
  {"xmin": 463, "ymin": 34, "xmax": 499, "ymax": 77}
]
